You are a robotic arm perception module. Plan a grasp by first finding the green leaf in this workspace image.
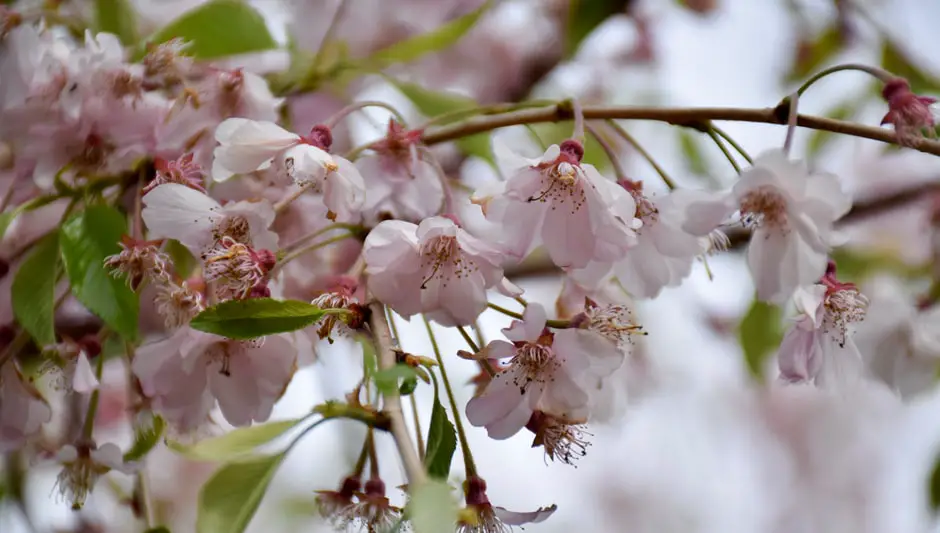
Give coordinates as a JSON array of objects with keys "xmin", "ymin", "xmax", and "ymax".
[
  {"xmin": 738, "ymin": 299, "xmax": 783, "ymax": 380},
  {"xmin": 0, "ymin": 210, "xmax": 16, "ymax": 241},
  {"xmin": 197, "ymin": 453, "xmax": 285, "ymax": 533},
  {"xmin": 168, "ymin": 419, "xmax": 302, "ymax": 461},
  {"xmin": 374, "ymin": 364, "xmax": 419, "ymax": 396},
  {"xmin": 806, "ymin": 97, "xmax": 864, "ymax": 158},
  {"xmin": 566, "ymin": 0, "xmax": 628, "ymax": 57},
  {"xmin": 881, "ymin": 42, "xmax": 940, "ymax": 94},
  {"xmin": 124, "ymin": 416, "xmax": 166, "ymax": 462},
  {"xmin": 393, "ymin": 80, "xmax": 494, "ymax": 166},
  {"xmin": 678, "ymin": 130, "xmax": 708, "ymax": 175},
  {"xmin": 786, "ymin": 25, "xmax": 844, "ymax": 82},
  {"xmin": 138, "ymin": 0, "xmax": 277, "ymax": 61},
  {"xmin": 59, "ymin": 206, "xmax": 139, "ymax": 341},
  {"xmin": 829, "ymin": 247, "xmax": 928, "ymax": 283},
  {"xmin": 409, "ymin": 480, "xmax": 458, "ymax": 533},
  {"xmin": 95, "ymin": 0, "xmax": 138, "ymax": 46},
  {"xmin": 399, "ymin": 374, "xmax": 419, "ymax": 395},
  {"xmin": 929, "ymin": 453, "xmax": 940, "ymax": 512},
  {"xmin": 190, "ymin": 298, "xmax": 325, "ymax": 340},
  {"xmin": 144, "ymin": 528, "xmax": 171, "ymax": 533},
  {"xmin": 12, "ymin": 232, "xmax": 59, "ymax": 346},
  {"xmin": 165, "ymin": 239, "xmax": 197, "ymax": 279},
  {"xmin": 363, "ymin": 2, "xmax": 490, "ymax": 70},
  {"xmin": 424, "ymin": 396, "xmax": 457, "ymax": 480}
]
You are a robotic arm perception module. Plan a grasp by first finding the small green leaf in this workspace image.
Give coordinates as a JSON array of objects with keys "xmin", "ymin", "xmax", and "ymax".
[
  {"xmin": 399, "ymin": 374, "xmax": 419, "ymax": 395},
  {"xmin": 566, "ymin": 0, "xmax": 628, "ymax": 57},
  {"xmin": 60, "ymin": 206, "xmax": 139, "ymax": 341},
  {"xmin": 678, "ymin": 130, "xmax": 708, "ymax": 175},
  {"xmin": 424, "ymin": 396, "xmax": 457, "ymax": 480},
  {"xmin": 196, "ymin": 453, "xmax": 285, "ymax": 533},
  {"xmin": 190, "ymin": 298, "xmax": 325, "ymax": 340},
  {"xmin": 95, "ymin": 0, "xmax": 138, "ymax": 46},
  {"xmin": 374, "ymin": 364, "xmax": 419, "ymax": 396},
  {"xmin": 12, "ymin": 232, "xmax": 59, "ymax": 346},
  {"xmin": 137, "ymin": 0, "xmax": 277, "ymax": 60},
  {"xmin": 363, "ymin": 2, "xmax": 491, "ymax": 70},
  {"xmin": 0, "ymin": 210, "xmax": 16, "ymax": 241},
  {"xmin": 881, "ymin": 42, "xmax": 940, "ymax": 94},
  {"xmin": 165, "ymin": 239, "xmax": 197, "ymax": 279},
  {"xmin": 738, "ymin": 299, "xmax": 783, "ymax": 380},
  {"xmin": 409, "ymin": 480, "xmax": 458, "ymax": 533},
  {"xmin": 393, "ymin": 80, "xmax": 494, "ymax": 166},
  {"xmin": 124, "ymin": 416, "xmax": 166, "ymax": 462},
  {"xmin": 168, "ymin": 419, "xmax": 302, "ymax": 461},
  {"xmin": 144, "ymin": 528, "xmax": 171, "ymax": 533},
  {"xmin": 807, "ymin": 97, "xmax": 864, "ymax": 158},
  {"xmin": 787, "ymin": 25, "xmax": 844, "ymax": 82}
]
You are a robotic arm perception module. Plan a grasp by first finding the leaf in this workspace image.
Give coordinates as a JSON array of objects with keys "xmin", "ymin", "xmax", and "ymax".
[
  {"xmin": 124, "ymin": 416, "xmax": 166, "ymax": 462},
  {"xmin": 738, "ymin": 299, "xmax": 783, "ymax": 380},
  {"xmin": 881, "ymin": 42, "xmax": 940, "ymax": 94},
  {"xmin": 374, "ymin": 364, "xmax": 419, "ymax": 396},
  {"xmin": 678, "ymin": 130, "xmax": 708, "ymax": 175},
  {"xmin": 95, "ymin": 0, "xmax": 138, "ymax": 46},
  {"xmin": 167, "ymin": 419, "xmax": 302, "ymax": 461},
  {"xmin": 196, "ymin": 453, "xmax": 284, "ymax": 533},
  {"xmin": 0, "ymin": 209, "xmax": 16, "ymax": 241},
  {"xmin": 190, "ymin": 298, "xmax": 325, "ymax": 340},
  {"xmin": 786, "ymin": 25, "xmax": 844, "ymax": 82},
  {"xmin": 424, "ymin": 396, "xmax": 457, "ymax": 480},
  {"xmin": 12, "ymin": 232, "xmax": 59, "ymax": 346},
  {"xmin": 399, "ymin": 374, "xmax": 419, "ymax": 395},
  {"xmin": 137, "ymin": 0, "xmax": 277, "ymax": 61},
  {"xmin": 929, "ymin": 452, "xmax": 940, "ymax": 512},
  {"xmin": 409, "ymin": 480, "xmax": 458, "ymax": 533},
  {"xmin": 165, "ymin": 239, "xmax": 197, "ymax": 279},
  {"xmin": 144, "ymin": 528, "xmax": 171, "ymax": 533},
  {"xmin": 806, "ymin": 97, "xmax": 864, "ymax": 158},
  {"xmin": 363, "ymin": 2, "xmax": 490, "ymax": 70},
  {"xmin": 392, "ymin": 80, "xmax": 494, "ymax": 166},
  {"xmin": 566, "ymin": 0, "xmax": 629, "ymax": 57},
  {"xmin": 59, "ymin": 206, "xmax": 139, "ymax": 341}
]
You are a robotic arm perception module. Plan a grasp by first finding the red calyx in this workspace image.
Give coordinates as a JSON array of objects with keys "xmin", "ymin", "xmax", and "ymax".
[
  {"xmin": 464, "ymin": 476, "xmax": 491, "ymax": 507},
  {"xmin": 559, "ymin": 139, "xmax": 584, "ymax": 162}
]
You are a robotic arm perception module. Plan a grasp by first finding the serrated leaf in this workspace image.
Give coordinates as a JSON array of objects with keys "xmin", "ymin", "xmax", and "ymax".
[
  {"xmin": 787, "ymin": 25, "xmax": 844, "ymax": 82},
  {"xmin": 190, "ymin": 298, "xmax": 325, "ymax": 340},
  {"xmin": 168, "ymin": 419, "xmax": 301, "ymax": 461},
  {"xmin": 678, "ymin": 130, "xmax": 708, "ymax": 175},
  {"xmin": 136, "ymin": 0, "xmax": 277, "ymax": 61},
  {"xmin": 196, "ymin": 452, "xmax": 284, "ymax": 533},
  {"xmin": 12, "ymin": 232, "xmax": 59, "ymax": 346},
  {"xmin": 424, "ymin": 396, "xmax": 456, "ymax": 480},
  {"xmin": 409, "ymin": 480, "xmax": 458, "ymax": 533},
  {"xmin": 807, "ymin": 97, "xmax": 864, "ymax": 158},
  {"xmin": 566, "ymin": 0, "xmax": 628, "ymax": 57},
  {"xmin": 363, "ymin": 1, "xmax": 490, "ymax": 70},
  {"xmin": 393, "ymin": 80, "xmax": 494, "ymax": 166},
  {"xmin": 881, "ymin": 42, "xmax": 940, "ymax": 94},
  {"xmin": 124, "ymin": 416, "xmax": 166, "ymax": 462},
  {"xmin": 374, "ymin": 364, "xmax": 419, "ymax": 396},
  {"xmin": 738, "ymin": 299, "xmax": 783, "ymax": 380},
  {"xmin": 59, "ymin": 206, "xmax": 139, "ymax": 341},
  {"xmin": 95, "ymin": 0, "xmax": 138, "ymax": 46}
]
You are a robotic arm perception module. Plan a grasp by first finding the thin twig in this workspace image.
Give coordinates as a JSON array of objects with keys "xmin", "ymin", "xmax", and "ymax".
[
  {"xmin": 706, "ymin": 129, "xmax": 742, "ymax": 173},
  {"xmin": 585, "ymin": 123, "xmax": 627, "ymax": 182},
  {"xmin": 710, "ymin": 125, "xmax": 754, "ymax": 164},
  {"xmin": 605, "ymin": 119, "xmax": 677, "ymax": 189}
]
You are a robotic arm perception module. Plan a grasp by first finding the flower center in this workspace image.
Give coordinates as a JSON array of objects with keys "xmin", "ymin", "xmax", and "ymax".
[
  {"xmin": 526, "ymin": 161, "xmax": 587, "ymax": 213},
  {"xmin": 202, "ymin": 237, "xmax": 268, "ymax": 300},
  {"xmin": 419, "ymin": 235, "xmax": 474, "ymax": 289},
  {"xmin": 587, "ymin": 305, "xmax": 642, "ymax": 347},
  {"xmin": 739, "ymin": 186, "xmax": 788, "ymax": 230},
  {"xmin": 823, "ymin": 285, "xmax": 868, "ymax": 347},
  {"xmin": 211, "ymin": 215, "xmax": 251, "ymax": 246}
]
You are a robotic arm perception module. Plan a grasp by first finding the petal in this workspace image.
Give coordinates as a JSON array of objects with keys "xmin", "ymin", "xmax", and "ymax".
[
  {"xmin": 518, "ymin": 303, "xmax": 548, "ymax": 341},
  {"xmin": 90, "ymin": 442, "xmax": 125, "ymax": 469},
  {"xmin": 680, "ymin": 190, "xmax": 736, "ymax": 236},
  {"xmin": 142, "ymin": 183, "xmax": 222, "ymax": 254},
  {"xmin": 71, "ymin": 352, "xmax": 99, "ymax": 394},
  {"xmin": 494, "ymin": 504, "xmax": 557, "ymax": 525},
  {"xmin": 465, "ymin": 371, "xmax": 533, "ymax": 439},
  {"xmin": 57, "ymin": 445, "xmax": 79, "ymax": 463},
  {"xmin": 777, "ymin": 327, "xmax": 822, "ymax": 382}
]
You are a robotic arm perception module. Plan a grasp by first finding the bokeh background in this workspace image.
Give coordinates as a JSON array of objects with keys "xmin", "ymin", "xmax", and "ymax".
[{"xmin": 4, "ymin": 0, "xmax": 940, "ymax": 531}]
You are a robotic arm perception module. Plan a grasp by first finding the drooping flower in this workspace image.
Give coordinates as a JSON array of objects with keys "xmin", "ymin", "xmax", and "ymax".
[
  {"xmin": 364, "ymin": 216, "xmax": 505, "ymax": 327},
  {"xmin": 202, "ymin": 236, "xmax": 276, "ymax": 300},
  {"xmin": 144, "ymin": 153, "xmax": 205, "ymax": 194},
  {"xmin": 457, "ymin": 476, "xmax": 556, "ymax": 533},
  {"xmin": 682, "ymin": 149, "xmax": 851, "ymax": 303},
  {"xmin": 310, "ymin": 277, "xmax": 366, "ymax": 343},
  {"xmin": 55, "ymin": 441, "xmax": 136, "ymax": 509},
  {"xmin": 153, "ymin": 278, "xmax": 205, "ymax": 329},
  {"xmin": 103, "ymin": 235, "xmax": 170, "ymax": 289},
  {"xmin": 525, "ymin": 410, "xmax": 591, "ymax": 466},
  {"xmin": 777, "ymin": 263, "xmax": 869, "ymax": 387},
  {"xmin": 465, "ymin": 303, "xmax": 624, "ymax": 439},
  {"xmin": 880, "ymin": 78, "xmax": 938, "ymax": 146},
  {"xmin": 480, "ymin": 139, "xmax": 641, "ymax": 269},
  {"xmin": 315, "ymin": 475, "xmax": 361, "ymax": 527},
  {"xmin": 571, "ymin": 182, "xmax": 708, "ymax": 298},
  {"xmin": 340, "ymin": 478, "xmax": 402, "ymax": 532},
  {"xmin": 0, "ymin": 360, "xmax": 52, "ymax": 452}
]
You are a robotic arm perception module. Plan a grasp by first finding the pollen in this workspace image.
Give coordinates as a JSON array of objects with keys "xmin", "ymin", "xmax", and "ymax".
[
  {"xmin": 739, "ymin": 186, "xmax": 788, "ymax": 230},
  {"xmin": 418, "ymin": 235, "xmax": 477, "ymax": 289},
  {"xmin": 527, "ymin": 161, "xmax": 588, "ymax": 215}
]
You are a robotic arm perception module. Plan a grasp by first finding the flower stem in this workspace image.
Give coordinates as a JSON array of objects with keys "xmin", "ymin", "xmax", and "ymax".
[
  {"xmin": 367, "ymin": 302, "xmax": 427, "ymax": 485},
  {"xmin": 418, "ymin": 146, "xmax": 457, "ymax": 219},
  {"xmin": 273, "ymin": 182, "xmax": 315, "ymax": 213},
  {"xmin": 605, "ymin": 119, "xmax": 676, "ymax": 189},
  {"xmin": 585, "ymin": 123, "xmax": 627, "ymax": 182},
  {"xmin": 80, "ymin": 355, "xmax": 105, "ymax": 440},
  {"xmin": 354, "ymin": 432, "xmax": 372, "ymax": 477},
  {"xmin": 796, "ymin": 63, "xmax": 894, "ymax": 97},
  {"xmin": 325, "ymin": 101, "xmax": 407, "ymax": 129},
  {"xmin": 782, "ymin": 91, "xmax": 800, "ymax": 154},
  {"xmin": 281, "ymin": 223, "xmax": 365, "ymax": 253},
  {"xmin": 456, "ymin": 326, "xmax": 480, "ymax": 354},
  {"xmin": 710, "ymin": 125, "xmax": 754, "ymax": 164},
  {"xmin": 275, "ymin": 233, "xmax": 355, "ymax": 271},
  {"xmin": 423, "ymin": 317, "xmax": 477, "ymax": 478},
  {"xmin": 570, "ymin": 99, "xmax": 585, "ymax": 142},
  {"xmin": 706, "ymin": 128, "xmax": 741, "ymax": 173},
  {"xmin": 386, "ymin": 310, "xmax": 425, "ymax": 460},
  {"xmin": 487, "ymin": 302, "xmax": 571, "ymax": 329}
]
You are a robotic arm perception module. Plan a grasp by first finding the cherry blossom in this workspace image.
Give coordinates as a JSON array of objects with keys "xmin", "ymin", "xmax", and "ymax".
[
  {"xmin": 0, "ymin": 361, "xmax": 52, "ymax": 452},
  {"xmin": 480, "ymin": 140, "xmax": 641, "ymax": 269},
  {"xmin": 339, "ymin": 478, "xmax": 402, "ymax": 532},
  {"xmin": 881, "ymin": 78, "xmax": 938, "ymax": 146},
  {"xmin": 457, "ymin": 476, "xmax": 556, "ymax": 533},
  {"xmin": 364, "ymin": 216, "xmax": 505, "ymax": 327},
  {"xmin": 682, "ymin": 149, "xmax": 851, "ymax": 303},
  {"xmin": 133, "ymin": 328, "xmax": 297, "ymax": 430},
  {"xmin": 55, "ymin": 441, "xmax": 136, "ymax": 509},
  {"xmin": 465, "ymin": 303, "xmax": 624, "ymax": 439}
]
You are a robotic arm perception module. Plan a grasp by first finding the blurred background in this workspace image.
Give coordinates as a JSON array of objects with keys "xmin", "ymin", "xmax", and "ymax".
[{"xmin": 4, "ymin": 0, "xmax": 940, "ymax": 531}]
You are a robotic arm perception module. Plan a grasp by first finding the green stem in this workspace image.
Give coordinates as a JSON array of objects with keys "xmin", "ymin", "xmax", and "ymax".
[
  {"xmin": 385, "ymin": 309, "xmax": 426, "ymax": 460},
  {"xmin": 796, "ymin": 63, "xmax": 894, "ymax": 97},
  {"xmin": 585, "ymin": 123, "xmax": 627, "ymax": 182},
  {"xmin": 281, "ymin": 223, "xmax": 365, "ymax": 253},
  {"xmin": 275, "ymin": 233, "xmax": 355, "ymax": 271},
  {"xmin": 487, "ymin": 302, "xmax": 570, "ymax": 329},
  {"xmin": 710, "ymin": 125, "xmax": 754, "ymax": 164},
  {"xmin": 456, "ymin": 326, "xmax": 480, "ymax": 354},
  {"xmin": 423, "ymin": 317, "xmax": 477, "ymax": 478},
  {"xmin": 706, "ymin": 128, "xmax": 742, "ymax": 173},
  {"xmin": 325, "ymin": 101, "xmax": 407, "ymax": 129},
  {"xmin": 353, "ymin": 432, "xmax": 371, "ymax": 478},
  {"xmin": 605, "ymin": 119, "xmax": 677, "ymax": 189},
  {"xmin": 81, "ymin": 355, "xmax": 105, "ymax": 440}
]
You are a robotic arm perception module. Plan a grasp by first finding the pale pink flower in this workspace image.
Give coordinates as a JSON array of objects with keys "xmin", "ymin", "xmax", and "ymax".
[
  {"xmin": 458, "ymin": 476, "xmax": 556, "ymax": 533},
  {"xmin": 211, "ymin": 118, "xmax": 302, "ymax": 181},
  {"xmin": 133, "ymin": 327, "xmax": 297, "ymax": 430},
  {"xmin": 572, "ymin": 183, "xmax": 707, "ymax": 298},
  {"xmin": 682, "ymin": 149, "xmax": 851, "ymax": 303},
  {"xmin": 144, "ymin": 153, "xmax": 205, "ymax": 193},
  {"xmin": 881, "ymin": 78, "xmax": 938, "ymax": 146},
  {"xmin": 280, "ymin": 143, "xmax": 366, "ymax": 222},
  {"xmin": 0, "ymin": 361, "xmax": 52, "ymax": 452},
  {"xmin": 465, "ymin": 303, "xmax": 624, "ymax": 439},
  {"xmin": 153, "ymin": 278, "xmax": 205, "ymax": 329},
  {"xmin": 481, "ymin": 140, "xmax": 641, "ymax": 269},
  {"xmin": 141, "ymin": 182, "xmax": 278, "ymax": 257},
  {"xmin": 364, "ymin": 216, "xmax": 505, "ymax": 327},
  {"xmin": 55, "ymin": 441, "xmax": 136, "ymax": 509}
]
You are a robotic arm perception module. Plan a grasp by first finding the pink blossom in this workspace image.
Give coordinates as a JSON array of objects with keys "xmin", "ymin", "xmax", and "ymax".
[
  {"xmin": 364, "ymin": 216, "xmax": 505, "ymax": 327},
  {"xmin": 881, "ymin": 78, "xmax": 938, "ymax": 146},
  {"xmin": 55, "ymin": 441, "xmax": 136, "ymax": 509},
  {"xmin": 465, "ymin": 303, "xmax": 624, "ymax": 439},
  {"xmin": 133, "ymin": 327, "xmax": 298, "ymax": 430},
  {"xmin": 682, "ymin": 149, "xmax": 851, "ymax": 303},
  {"xmin": 0, "ymin": 361, "xmax": 52, "ymax": 452},
  {"xmin": 458, "ymin": 476, "xmax": 556, "ymax": 532}
]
